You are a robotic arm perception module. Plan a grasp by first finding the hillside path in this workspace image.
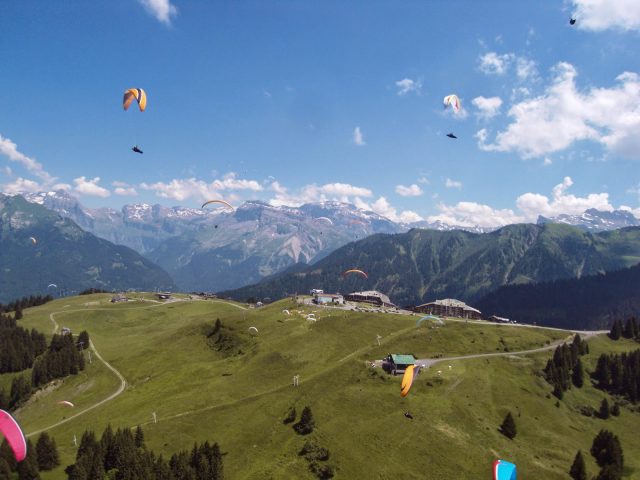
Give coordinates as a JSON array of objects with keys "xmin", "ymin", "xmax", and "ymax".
[{"xmin": 26, "ymin": 301, "xmax": 185, "ymax": 437}]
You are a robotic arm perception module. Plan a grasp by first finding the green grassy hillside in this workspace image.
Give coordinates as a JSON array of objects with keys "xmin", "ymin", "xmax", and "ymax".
[{"xmin": 5, "ymin": 295, "xmax": 639, "ymax": 479}]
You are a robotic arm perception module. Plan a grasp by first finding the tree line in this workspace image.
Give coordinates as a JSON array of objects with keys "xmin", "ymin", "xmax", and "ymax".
[
  {"xmin": 608, "ymin": 317, "xmax": 639, "ymax": 342},
  {"xmin": 570, "ymin": 430, "xmax": 624, "ymax": 480},
  {"xmin": 0, "ymin": 312, "xmax": 47, "ymax": 374},
  {"xmin": 543, "ymin": 334, "xmax": 589, "ymax": 399},
  {"xmin": 0, "ymin": 294, "xmax": 53, "ymax": 315},
  {"xmin": 0, "ymin": 331, "xmax": 90, "ymax": 411},
  {"xmin": 64, "ymin": 425, "xmax": 223, "ymax": 480},
  {"xmin": 592, "ymin": 349, "xmax": 640, "ymax": 403},
  {"xmin": 1, "ymin": 431, "xmax": 60, "ymax": 479}
]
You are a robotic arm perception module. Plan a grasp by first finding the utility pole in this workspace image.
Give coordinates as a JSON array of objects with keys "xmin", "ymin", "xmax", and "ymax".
[
  {"xmin": 73, "ymin": 435, "xmax": 77, "ymax": 447},
  {"xmin": 376, "ymin": 334, "xmax": 382, "ymax": 346},
  {"xmin": 293, "ymin": 375, "xmax": 299, "ymax": 387},
  {"xmin": 152, "ymin": 412, "xmax": 157, "ymax": 424}
]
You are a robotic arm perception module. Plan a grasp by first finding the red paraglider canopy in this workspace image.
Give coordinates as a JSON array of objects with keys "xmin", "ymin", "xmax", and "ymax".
[{"xmin": 0, "ymin": 409, "xmax": 27, "ymax": 462}]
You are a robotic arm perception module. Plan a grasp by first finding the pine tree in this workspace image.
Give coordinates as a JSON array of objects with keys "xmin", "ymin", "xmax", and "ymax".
[
  {"xmin": 17, "ymin": 440, "xmax": 40, "ymax": 479},
  {"xmin": 283, "ymin": 406, "xmax": 296, "ymax": 424},
  {"xmin": 14, "ymin": 308, "xmax": 23, "ymax": 321},
  {"xmin": 609, "ymin": 320, "xmax": 622, "ymax": 340},
  {"xmin": 135, "ymin": 426, "xmax": 144, "ymax": 448},
  {"xmin": 570, "ymin": 450, "xmax": 587, "ymax": 480},
  {"xmin": 552, "ymin": 381, "xmax": 564, "ymax": 400},
  {"xmin": 0, "ymin": 457, "xmax": 11, "ymax": 479},
  {"xmin": 36, "ymin": 432, "xmax": 59, "ymax": 470},
  {"xmin": 611, "ymin": 403, "xmax": 620, "ymax": 417},
  {"xmin": 294, "ymin": 406, "xmax": 316, "ymax": 435},
  {"xmin": 77, "ymin": 331, "xmax": 90, "ymax": 350},
  {"xmin": 600, "ymin": 398, "xmax": 610, "ymax": 419},
  {"xmin": 572, "ymin": 358, "xmax": 584, "ymax": 388},
  {"xmin": 499, "ymin": 412, "xmax": 517, "ymax": 440}
]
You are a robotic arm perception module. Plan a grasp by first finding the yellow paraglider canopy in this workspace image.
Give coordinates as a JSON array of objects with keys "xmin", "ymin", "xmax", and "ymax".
[
  {"xmin": 400, "ymin": 364, "xmax": 421, "ymax": 397},
  {"xmin": 123, "ymin": 88, "xmax": 147, "ymax": 112}
]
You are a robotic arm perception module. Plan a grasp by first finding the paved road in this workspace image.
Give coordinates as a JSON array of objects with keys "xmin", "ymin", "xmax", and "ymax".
[{"xmin": 412, "ymin": 330, "xmax": 606, "ymax": 369}]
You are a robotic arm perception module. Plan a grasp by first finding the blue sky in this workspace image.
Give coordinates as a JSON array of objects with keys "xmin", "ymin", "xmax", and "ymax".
[{"xmin": 1, "ymin": 0, "xmax": 639, "ymax": 226}]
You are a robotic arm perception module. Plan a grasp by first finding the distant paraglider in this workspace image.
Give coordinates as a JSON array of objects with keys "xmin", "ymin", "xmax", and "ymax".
[
  {"xmin": 248, "ymin": 326, "xmax": 259, "ymax": 334},
  {"xmin": 132, "ymin": 145, "xmax": 143, "ymax": 154},
  {"xmin": 314, "ymin": 217, "xmax": 334, "ymax": 226},
  {"xmin": 493, "ymin": 460, "xmax": 517, "ymax": 480},
  {"xmin": 342, "ymin": 269, "xmax": 368, "ymax": 279},
  {"xmin": 569, "ymin": 18, "xmax": 576, "ymax": 25},
  {"xmin": 443, "ymin": 94, "xmax": 461, "ymax": 113},
  {"xmin": 57, "ymin": 400, "xmax": 74, "ymax": 407},
  {"xmin": 48, "ymin": 283, "xmax": 58, "ymax": 289},
  {"xmin": 0, "ymin": 409, "xmax": 27, "ymax": 462},
  {"xmin": 446, "ymin": 133, "xmax": 458, "ymax": 139},
  {"xmin": 201, "ymin": 199, "xmax": 235, "ymax": 212},
  {"xmin": 417, "ymin": 315, "xmax": 444, "ymax": 326},
  {"xmin": 400, "ymin": 365, "xmax": 421, "ymax": 397},
  {"xmin": 29, "ymin": 236, "xmax": 37, "ymax": 245}
]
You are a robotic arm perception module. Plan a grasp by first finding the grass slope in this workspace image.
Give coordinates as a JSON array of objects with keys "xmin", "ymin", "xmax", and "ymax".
[{"xmin": 5, "ymin": 295, "xmax": 639, "ymax": 479}]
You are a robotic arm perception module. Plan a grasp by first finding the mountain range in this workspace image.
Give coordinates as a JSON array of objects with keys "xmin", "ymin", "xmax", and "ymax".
[
  {"xmin": 20, "ymin": 191, "xmax": 640, "ymax": 293},
  {"xmin": 221, "ymin": 223, "xmax": 640, "ymax": 309},
  {"xmin": 0, "ymin": 194, "xmax": 175, "ymax": 302}
]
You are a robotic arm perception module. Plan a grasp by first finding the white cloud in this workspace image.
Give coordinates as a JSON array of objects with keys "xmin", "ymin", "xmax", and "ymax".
[
  {"xmin": 472, "ymin": 96, "xmax": 503, "ymax": 119},
  {"xmin": 571, "ymin": 0, "xmax": 640, "ymax": 31},
  {"xmin": 138, "ymin": 0, "xmax": 177, "ymax": 25},
  {"xmin": 395, "ymin": 78, "xmax": 422, "ymax": 96},
  {"xmin": 395, "ymin": 184, "xmax": 424, "ymax": 197},
  {"xmin": 477, "ymin": 64, "xmax": 640, "ymax": 159},
  {"xmin": 0, "ymin": 134, "xmax": 55, "ymax": 184},
  {"xmin": 418, "ymin": 176, "xmax": 430, "ymax": 185},
  {"xmin": 73, "ymin": 176, "xmax": 111, "ymax": 198},
  {"xmin": 445, "ymin": 178, "xmax": 462, "ymax": 189},
  {"xmin": 2, "ymin": 177, "xmax": 43, "ymax": 195},
  {"xmin": 114, "ymin": 187, "xmax": 138, "ymax": 196},
  {"xmin": 516, "ymin": 57, "xmax": 538, "ymax": 81},
  {"xmin": 269, "ymin": 182, "xmax": 373, "ymax": 207},
  {"xmin": 543, "ymin": 157, "xmax": 553, "ymax": 166},
  {"xmin": 428, "ymin": 202, "xmax": 523, "ymax": 228},
  {"xmin": 516, "ymin": 176, "xmax": 613, "ymax": 219},
  {"xmin": 478, "ymin": 52, "xmax": 514, "ymax": 75},
  {"xmin": 357, "ymin": 196, "xmax": 423, "ymax": 223},
  {"xmin": 141, "ymin": 173, "xmax": 263, "ymax": 202},
  {"xmin": 353, "ymin": 127, "xmax": 366, "ymax": 146}
]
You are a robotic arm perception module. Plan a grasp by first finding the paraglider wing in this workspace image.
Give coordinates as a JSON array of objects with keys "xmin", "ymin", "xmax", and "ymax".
[
  {"xmin": 123, "ymin": 88, "xmax": 147, "ymax": 112},
  {"xmin": 400, "ymin": 365, "xmax": 421, "ymax": 397},
  {"xmin": 248, "ymin": 326, "xmax": 259, "ymax": 334},
  {"xmin": 29, "ymin": 236, "xmax": 37, "ymax": 245},
  {"xmin": 0, "ymin": 409, "xmax": 27, "ymax": 462},
  {"xmin": 48, "ymin": 284, "xmax": 58, "ymax": 289},
  {"xmin": 493, "ymin": 460, "xmax": 517, "ymax": 480},
  {"xmin": 570, "ymin": 18, "xmax": 576, "ymax": 25},
  {"xmin": 443, "ymin": 94, "xmax": 461, "ymax": 112},
  {"xmin": 314, "ymin": 217, "xmax": 334, "ymax": 226},
  {"xmin": 446, "ymin": 133, "xmax": 458, "ymax": 139},
  {"xmin": 57, "ymin": 400, "xmax": 74, "ymax": 407},
  {"xmin": 416, "ymin": 315, "xmax": 441, "ymax": 326},
  {"xmin": 342, "ymin": 269, "xmax": 368, "ymax": 279},
  {"xmin": 201, "ymin": 199, "xmax": 235, "ymax": 211}
]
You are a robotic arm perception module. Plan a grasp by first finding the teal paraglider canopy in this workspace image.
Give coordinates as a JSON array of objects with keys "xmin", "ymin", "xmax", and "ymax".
[{"xmin": 416, "ymin": 315, "xmax": 444, "ymax": 326}]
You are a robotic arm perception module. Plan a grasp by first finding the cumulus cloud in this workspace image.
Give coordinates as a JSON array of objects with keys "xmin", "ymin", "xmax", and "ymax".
[
  {"xmin": 0, "ymin": 134, "xmax": 55, "ymax": 184},
  {"xmin": 138, "ymin": 0, "xmax": 177, "ymax": 25},
  {"xmin": 571, "ymin": 0, "xmax": 640, "ymax": 31},
  {"xmin": 112, "ymin": 182, "xmax": 138, "ymax": 196},
  {"xmin": 428, "ymin": 176, "xmax": 620, "ymax": 228},
  {"xmin": 472, "ymin": 96, "xmax": 503, "ymax": 120},
  {"xmin": 395, "ymin": 184, "xmax": 423, "ymax": 197},
  {"xmin": 477, "ymin": 64, "xmax": 640, "ymax": 159},
  {"xmin": 478, "ymin": 52, "xmax": 514, "ymax": 75},
  {"xmin": 428, "ymin": 202, "xmax": 523, "ymax": 228},
  {"xmin": 356, "ymin": 196, "xmax": 423, "ymax": 223},
  {"xmin": 516, "ymin": 176, "xmax": 613, "ymax": 219},
  {"xmin": 395, "ymin": 78, "xmax": 422, "ymax": 96},
  {"xmin": 543, "ymin": 157, "xmax": 552, "ymax": 166},
  {"xmin": 353, "ymin": 127, "xmax": 366, "ymax": 146},
  {"xmin": 516, "ymin": 57, "xmax": 538, "ymax": 81},
  {"xmin": 269, "ymin": 182, "xmax": 373, "ymax": 207},
  {"xmin": 73, "ymin": 176, "xmax": 111, "ymax": 198},
  {"xmin": 445, "ymin": 178, "xmax": 462, "ymax": 189},
  {"xmin": 141, "ymin": 173, "xmax": 263, "ymax": 202},
  {"xmin": 1, "ymin": 177, "xmax": 43, "ymax": 195}
]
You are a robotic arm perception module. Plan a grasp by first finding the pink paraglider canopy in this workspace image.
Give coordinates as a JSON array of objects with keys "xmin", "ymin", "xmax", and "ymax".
[{"xmin": 0, "ymin": 409, "xmax": 27, "ymax": 462}]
